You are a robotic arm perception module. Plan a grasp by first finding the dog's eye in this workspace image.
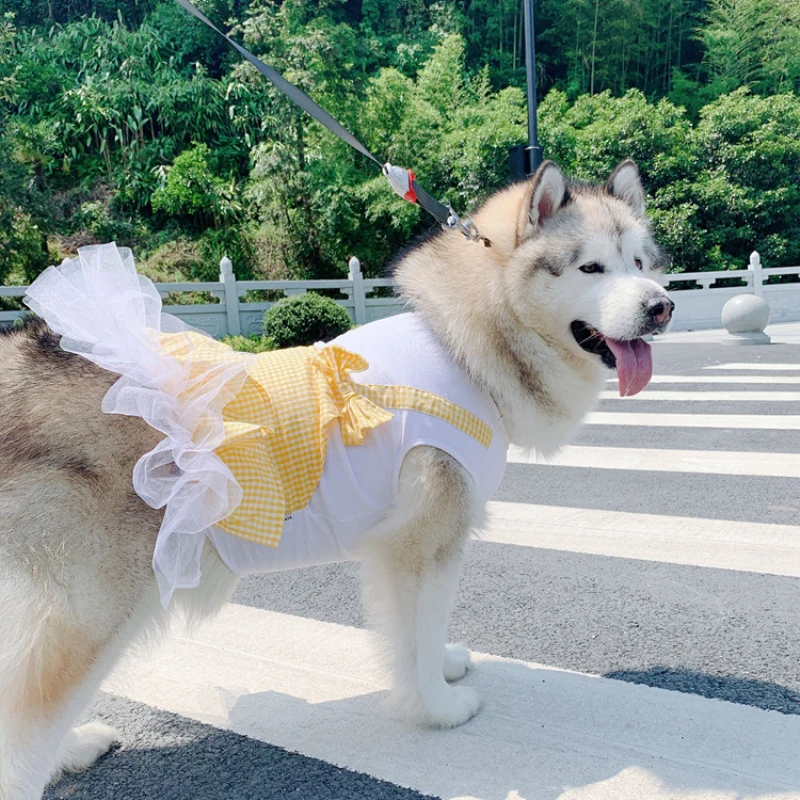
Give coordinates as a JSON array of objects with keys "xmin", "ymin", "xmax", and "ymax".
[
  {"xmin": 579, "ymin": 263, "xmax": 603, "ymax": 274},
  {"xmin": 634, "ymin": 258, "xmax": 643, "ymax": 271}
]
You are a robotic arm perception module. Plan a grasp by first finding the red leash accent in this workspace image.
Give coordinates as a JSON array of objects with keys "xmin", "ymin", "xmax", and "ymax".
[{"xmin": 404, "ymin": 170, "xmax": 417, "ymax": 204}]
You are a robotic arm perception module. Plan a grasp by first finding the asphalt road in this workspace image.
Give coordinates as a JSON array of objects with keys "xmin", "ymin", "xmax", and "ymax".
[{"xmin": 46, "ymin": 333, "xmax": 800, "ymax": 800}]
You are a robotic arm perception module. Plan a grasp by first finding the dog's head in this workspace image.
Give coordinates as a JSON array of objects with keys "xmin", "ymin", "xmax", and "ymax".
[{"xmin": 481, "ymin": 159, "xmax": 672, "ymax": 397}]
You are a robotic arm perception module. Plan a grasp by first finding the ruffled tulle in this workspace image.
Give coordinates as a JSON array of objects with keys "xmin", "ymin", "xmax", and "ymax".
[
  {"xmin": 25, "ymin": 244, "xmax": 248, "ymax": 606},
  {"xmin": 23, "ymin": 243, "xmax": 396, "ymax": 608}
]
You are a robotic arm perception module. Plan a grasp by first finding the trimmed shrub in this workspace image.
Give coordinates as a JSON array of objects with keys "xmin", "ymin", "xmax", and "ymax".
[{"xmin": 262, "ymin": 293, "xmax": 352, "ymax": 348}]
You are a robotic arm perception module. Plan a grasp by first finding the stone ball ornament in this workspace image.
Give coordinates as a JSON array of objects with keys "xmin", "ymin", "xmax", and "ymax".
[{"xmin": 721, "ymin": 294, "xmax": 771, "ymax": 345}]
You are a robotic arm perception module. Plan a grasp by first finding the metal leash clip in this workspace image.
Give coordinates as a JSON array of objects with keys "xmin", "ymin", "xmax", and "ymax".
[{"xmin": 445, "ymin": 206, "xmax": 491, "ymax": 247}]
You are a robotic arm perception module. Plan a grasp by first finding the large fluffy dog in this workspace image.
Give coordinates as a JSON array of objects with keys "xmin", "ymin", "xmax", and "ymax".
[{"xmin": 0, "ymin": 160, "xmax": 672, "ymax": 798}]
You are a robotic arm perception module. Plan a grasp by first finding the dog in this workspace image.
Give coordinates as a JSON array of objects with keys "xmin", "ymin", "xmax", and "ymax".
[{"xmin": 0, "ymin": 159, "xmax": 672, "ymax": 798}]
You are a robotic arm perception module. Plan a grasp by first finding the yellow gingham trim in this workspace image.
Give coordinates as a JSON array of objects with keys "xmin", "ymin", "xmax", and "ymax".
[{"xmin": 352, "ymin": 383, "xmax": 493, "ymax": 449}]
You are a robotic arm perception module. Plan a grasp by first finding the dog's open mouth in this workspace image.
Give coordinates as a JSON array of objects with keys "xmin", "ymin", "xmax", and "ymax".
[{"xmin": 571, "ymin": 320, "xmax": 653, "ymax": 397}]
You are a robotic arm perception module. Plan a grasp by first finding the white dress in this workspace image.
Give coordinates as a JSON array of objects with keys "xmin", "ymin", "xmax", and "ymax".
[
  {"xmin": 207, "ymin": 313, "xmax": 509, "ymax": 576},
  {"xmin": 24, "ymin": 243, "xmax": 509, "ymax": 606}
]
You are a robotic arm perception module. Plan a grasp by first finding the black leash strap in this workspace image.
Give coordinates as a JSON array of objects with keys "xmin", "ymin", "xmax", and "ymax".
[{"xmin": 174, "ymin": 0, "xmax": 490, "ymax": 245}]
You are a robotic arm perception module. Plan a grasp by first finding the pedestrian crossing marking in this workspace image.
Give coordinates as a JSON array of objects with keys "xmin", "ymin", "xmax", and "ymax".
[
  {"xmin": 704, "ymin": 363, "xmax": 800, "ymax": 371},
  {"xmin": 508, "ymin": 445, "xmax": 800, "ymax": 477},
  {"xmin": 586, "ymin": 412, "xmax": 800, "ymax": 429},
  {"xmin": 104, "ymin": 606, "xmax": 800, "ymax": 800},
  {"xmin": 482, "ymin": 501, "xmax": 800, "ymax": 576},
  {"xmin": 607, "ymin": 375, "xmax": 800, "ymax": 384},
  {"xmin": 600, "ymin": 390, "xmax": 800, "ymax": 401}
]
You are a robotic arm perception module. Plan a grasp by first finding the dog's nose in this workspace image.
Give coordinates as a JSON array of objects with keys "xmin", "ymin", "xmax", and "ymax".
[{"xmin": 648, "ymin": 297, "xmax": 674, "ymax": 325}]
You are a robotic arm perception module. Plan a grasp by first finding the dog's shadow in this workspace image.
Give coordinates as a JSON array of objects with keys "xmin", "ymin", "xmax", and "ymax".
[{"xmin": 47, "ymin": 662, "xmax": 799, "ymax": 800}]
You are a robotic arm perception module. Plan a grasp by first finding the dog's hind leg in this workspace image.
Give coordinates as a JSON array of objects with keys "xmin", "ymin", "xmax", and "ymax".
[
  {"xmin": 0, "ymin": 543, "xmax": 237, "ymax": 800},
  {"xmin": 0, "ymin": 572, "xmax": 169, "ymax": 800},
  {"xmin": 0, "ymin": 564, "xmax": 137, "ymax": 799},
  {"xmin": 0, "ymin": 495, "xmax": 167, "ymax": 799},
  {"xmin": 0, "ymin": 568, "xmax": 104, "ymax": 798},
  {"xmin": 362, "ymin": 446, "xmax": 480, "ymax": 728}
]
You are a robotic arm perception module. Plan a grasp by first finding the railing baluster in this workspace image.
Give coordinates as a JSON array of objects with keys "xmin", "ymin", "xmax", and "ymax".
[{"xmin": 219, "ymin": 255, "xmax": 241, "ymax": 336}]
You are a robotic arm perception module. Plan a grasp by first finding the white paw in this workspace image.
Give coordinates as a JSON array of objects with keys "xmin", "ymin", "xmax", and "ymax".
[
  {"xmin": 443, "ymin": 642, "xmax": 472, "ymax": 682},
  {"xmin": 418, "ymin": 684, "xmax": 481, "ymax": 728},
  {"xmin": 58, "ymin": 722, "xmax": 119, "ymax": 774}
]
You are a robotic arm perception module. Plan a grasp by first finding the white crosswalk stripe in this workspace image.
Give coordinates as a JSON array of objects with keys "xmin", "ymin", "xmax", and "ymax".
[
  {"xmin": 586, "ymin": 411, "xmax": 800, "ymax": 428},
  {"xmin": 482, "ymin": 501, "xmax": 800, "ymax": 577},
  {"xmin": 608, "ymin": 374, "xmax": 800, "ymax": 384},
  {"xmin": 704, "ymin": 363, "xmax": 800, "ymax": 371},
  {"xmin": 600, "ymin": 389, "xmax": 800, "ymax": 401},
  {"xmin": 104, "ymin": 607, "xmax": 800, "ymax": 800},
  {"xmin": 507, "ymin": 444, "xmax": 800, "ymax": 476},
  {"xmin": 584, "ymin": 411, "xmax": 800, "ymax": 431},
  {"xmin": 50, "ymin": 347, "xmax": 800, "ymax": 800}
]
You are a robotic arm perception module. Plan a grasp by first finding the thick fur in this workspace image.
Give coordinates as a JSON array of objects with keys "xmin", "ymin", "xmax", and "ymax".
[
  {"xmin": 394, "ymin": 159, "xmax": 669, "ymax": 452},
  {"xmin": 0, "ymin": 161, "xmax": 670, "ymax": 798}
]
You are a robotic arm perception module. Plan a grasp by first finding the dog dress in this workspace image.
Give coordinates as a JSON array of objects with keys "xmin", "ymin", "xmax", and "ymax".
[{"xmin": 25, "ymin": 244, "xmax": 509, "ymax": 607}]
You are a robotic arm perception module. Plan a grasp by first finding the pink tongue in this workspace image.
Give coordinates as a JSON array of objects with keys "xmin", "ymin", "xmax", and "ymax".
[{"xmin": 605, "ymin": 338, "xmax": 653, "ymax": 397}]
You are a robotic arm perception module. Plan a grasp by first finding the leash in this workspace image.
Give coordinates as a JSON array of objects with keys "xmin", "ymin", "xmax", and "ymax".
[{"xmin": 173, "ymin": 0, "xmax": 490, "ymax": 246}]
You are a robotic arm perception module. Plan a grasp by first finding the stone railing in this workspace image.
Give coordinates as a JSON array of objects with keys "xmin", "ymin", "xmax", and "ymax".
[
  {"xmin": 658, "ymin": 252, "xmax": 800, "ymax": 331},
  {"xmin": 1, "ymin": 251, "xmax": 798, "ymax": 336},
  {"xmin": 0, "ymin": 255, "xmax": 402, "ymax": 339}
]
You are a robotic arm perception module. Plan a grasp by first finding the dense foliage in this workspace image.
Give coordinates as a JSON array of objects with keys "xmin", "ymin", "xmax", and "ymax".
[
  {"xmin": 539, "ymin": 88, "xmax": 800, "ymax": 271},
  {"xmin": 1, "ymin": 0, "xmax": 798, "ymax": 285}
]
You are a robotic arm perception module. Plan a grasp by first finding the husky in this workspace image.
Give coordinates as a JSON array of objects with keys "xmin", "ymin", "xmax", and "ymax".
[{"xmin": 0, "ymin": 160, "xmax": 672, "ymax": 798}]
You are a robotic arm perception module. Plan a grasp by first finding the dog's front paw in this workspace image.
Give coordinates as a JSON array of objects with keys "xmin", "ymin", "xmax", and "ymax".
[
  {"xmin": 57, "ymin": 722, "xmax": 119, "ymax": 774},
  {"xmin": 443, "ymin": 642, "xmax": 472, "ymax": 682},
  {"xmin": 418, "ymin": 685, "xmax": 481, "ymax": 728}
]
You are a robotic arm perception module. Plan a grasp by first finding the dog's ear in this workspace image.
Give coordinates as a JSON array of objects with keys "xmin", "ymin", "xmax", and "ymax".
[
  {"xmin": 606, "ymin": 159, "xmax": 645, "ymax": 217},
  {"xmin": 520, "ymin": 161, "xmax": 566, "ymax": 239}
]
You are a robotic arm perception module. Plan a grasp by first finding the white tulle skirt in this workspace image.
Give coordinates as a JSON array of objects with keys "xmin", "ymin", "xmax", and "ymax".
[{"xmin": 25, "ymin": 243, "xmax": 248, "ymax": 607}]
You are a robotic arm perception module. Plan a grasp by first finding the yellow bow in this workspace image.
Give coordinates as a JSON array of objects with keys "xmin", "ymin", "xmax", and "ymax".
[{"xmin": 313, "ymin": 345, "xmax": 394, "ymax": 446}]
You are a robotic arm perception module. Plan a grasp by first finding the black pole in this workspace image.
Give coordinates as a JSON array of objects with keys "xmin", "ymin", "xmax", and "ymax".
[{"xmin": 523, "ymin": 0, "xmax": 542, "ymax": 175}]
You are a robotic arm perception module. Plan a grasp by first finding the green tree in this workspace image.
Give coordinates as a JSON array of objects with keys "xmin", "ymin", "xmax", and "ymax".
[
  {"xmin": 699, "ymin": 0, "xmax": 800, "ymax": 96},
  {"xmin": 247, "ymin": 32, "xmax": 526, "ymax": 277},
  {"xmin": 152, "ymin": 144, "xmax": 242, "ymax": 229},
  {"xmin": 2, "ymin": 0, "xmax": 799, "ymax": 284},
  {"xmin": 538, "ymin": 88, "xmax": 692, "ymax": 190},
  {"xmin": 538, "ymin": 87, "xmax": 800, "ymax": 272},
  {"xmin": 0, "ymin": 14, "xmax": 50, "ymax": 284},
  {"xmin": 676, "ymin": 90, "xmax": 800, "ymax": 269}
]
